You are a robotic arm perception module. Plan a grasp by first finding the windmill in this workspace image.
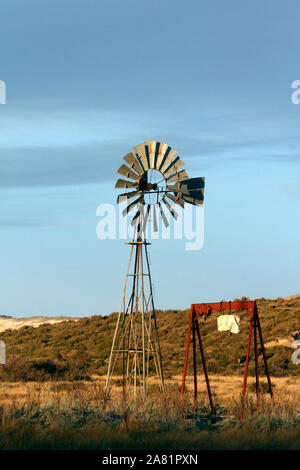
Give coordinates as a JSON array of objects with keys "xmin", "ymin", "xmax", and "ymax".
[{"xmin": 105, "ymin": 141, "xmax": 205, "ymax": 397}]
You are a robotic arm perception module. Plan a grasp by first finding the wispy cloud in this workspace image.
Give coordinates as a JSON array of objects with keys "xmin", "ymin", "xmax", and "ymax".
[
  {"xmin": 1, "ymin": 128, "xmax": 300, "ymax": 191},
  {"xmin": 1, "ymin": 102, "xmax": 300, "ymax": 193}
]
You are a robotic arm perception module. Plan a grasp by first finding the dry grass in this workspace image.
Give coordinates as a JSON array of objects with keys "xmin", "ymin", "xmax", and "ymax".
[
  {"xmin": 178, "ymin": 374, "xmax": 300, "ymax": 402},
  {"xmin": 1, "ymin": 374, "xmax": 299, "ymax": 408},
  {"xmin": 0, "ymin": 375, "xmax": 299, "ymax": 449}
]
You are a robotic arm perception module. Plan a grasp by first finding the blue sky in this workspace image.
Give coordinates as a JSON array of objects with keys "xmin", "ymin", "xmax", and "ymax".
[{"xmin": 0, "ymin": 0, "xmax": 300, "ymax": 316}]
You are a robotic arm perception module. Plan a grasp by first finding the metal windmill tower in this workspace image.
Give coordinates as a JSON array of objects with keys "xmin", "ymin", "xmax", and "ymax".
[{"xmin": 105, "ymin": 141, "xmax": 205, "ymax": 397}]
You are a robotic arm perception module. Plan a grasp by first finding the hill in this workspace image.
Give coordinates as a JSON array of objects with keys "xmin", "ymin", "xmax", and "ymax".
[{"xmin": 0, "ymin": 296, "xmax": 299, "ymax": 381}]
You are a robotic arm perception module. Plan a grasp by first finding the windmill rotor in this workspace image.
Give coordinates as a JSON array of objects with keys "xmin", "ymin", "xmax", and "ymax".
[{"xmin": 115, "ymin": 141, "xmax": 205, "ymax": 232}]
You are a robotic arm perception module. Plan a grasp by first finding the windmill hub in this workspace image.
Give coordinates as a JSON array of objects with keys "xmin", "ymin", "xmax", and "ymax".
[{"xmin": 138, "ymin": 170, "xmax": 162, "ymax": 191}]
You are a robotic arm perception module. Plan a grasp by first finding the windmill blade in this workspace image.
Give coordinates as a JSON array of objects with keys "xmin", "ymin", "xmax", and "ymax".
[
  {"xmin": 134, "ymin": 203, "xmax": 145, "ymax": 235},
  {"xmin": 131, "ymin": 209, "xmax": 140, "ymax": 227},
  {"xmin": 156, "ymin": 142, "xmax": 169, "ymax": 170},
  {"xmin": 122, "ymin": 196, "xmax": 142, "ymax": 216},
  {"xmin": 160, "ymin": 148, "xmax": 179, "ymax": 174},
  {"xmin": 123, "ymin": 152, "xmax": 144, "ymax": 175},
  {"xmin": 137, "ymin": 204, "xmax": 144, "ymax": 235},
  {"xmin": 166, "ymin": 169, "xmax": 189, "ymax": 183},
  {"xmin": 133, "ymin": 151, "xmax": 145, "ymax": 172},
  {"xmin": 165, "ymin": 193, "xmax": 185, "ymax": 208},
  {"xmin": 158, "ymin": 145, "xmax": 171, "ymax": 171},
  {"xmin": 158, "ymin": 202, "xmax": 169, "ymax": 228},
  {"xmin": 154, "ymin": 141, "xmax": 160, "ymax": 169},
  {"xmin": 117, "ymin": 190, "xmax": 140, "ymax": 204},
  {"xmin": 133, "ymin": 143, "xmax": 149, "ymax": 171},
  {"xmin": 117, "ymin": 164, "xmax": 140, "ymax": 181},
  {"xmin": 115, "ymin": 178, "xmax": 138, "ymax": 189},
  {"xmin": 144, "ymin": 140, "xmax": 156, "ymax": 169},
  {"xmin": 163, "ymin": 156, "xmax": 185, "ymax": 178},
  {"xmin": 131, "ymin": 202, "xmax": 144, "ymax": 232},
  {"xmin": 142, "ymin": 204, "xmax": 151, "ymax": 231},
  {"xmin": 162, "ymin": 197, "xmax": 179, "ymax": 220},
  {"xmin": 144, "ymin": 143, "xmax": 151, "ymax": 169},
  {"xmin": 152, "ymin": 205, "xmax": 158, "ymax": 232}
]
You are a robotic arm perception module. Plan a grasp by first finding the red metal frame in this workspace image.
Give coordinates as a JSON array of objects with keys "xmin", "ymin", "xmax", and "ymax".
[{"xmin": 181, "ymin": 300, "xmax": 273, "ymax": 416}]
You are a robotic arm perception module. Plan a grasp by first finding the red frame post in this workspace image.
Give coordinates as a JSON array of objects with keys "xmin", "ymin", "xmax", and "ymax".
[
  {"xmin": 181, "ymin": 300, "xmax": 273, "ymax": 416},
  {"xmin": 195, "ymin": 320, "xmax": 215, "ymax": 414}
]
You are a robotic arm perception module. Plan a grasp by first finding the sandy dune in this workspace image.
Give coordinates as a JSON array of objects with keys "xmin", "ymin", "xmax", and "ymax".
[{"xmin": 0, "ymin": 316, "xmax": 78, "ymax": 333}]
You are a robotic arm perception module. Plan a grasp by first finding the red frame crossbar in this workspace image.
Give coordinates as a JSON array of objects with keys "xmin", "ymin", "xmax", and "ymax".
[{"xmin": 181, "ymin": 300, "xmax": 273, "ymax": 416}]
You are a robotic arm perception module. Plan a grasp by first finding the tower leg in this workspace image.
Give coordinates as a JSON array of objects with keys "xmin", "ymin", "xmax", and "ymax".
[
  {"xmin": 195, "ymin": 320, "xmax": 215, "ymax": 415},
  {"xmin": 139, "ymin": 242, "xmax": 146, "ymax": 395},
  {"xmin": 105, "ymin": 242, "xmax": 134, "ymax": 395},
  {"xmin": 144, "ymin": 241, "xmax": 164, "ymax": 391}
]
